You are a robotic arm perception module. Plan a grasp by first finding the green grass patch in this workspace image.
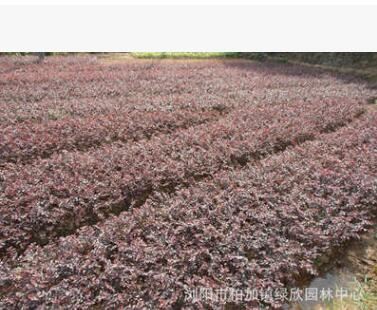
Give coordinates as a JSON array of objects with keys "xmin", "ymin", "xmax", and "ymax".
[
  {"xmin": 130, "ymin": 52, "xmax": 239, "ymax": 59},
  {"xmin": 323, "ymin": 276, "xmax": 377, "ymax": 310}
]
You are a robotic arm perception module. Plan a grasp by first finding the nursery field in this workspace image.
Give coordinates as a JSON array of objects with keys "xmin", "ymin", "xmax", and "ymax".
[{"xmin": 0, "ymin": 55, "xmax": 376, "ymax": 309}]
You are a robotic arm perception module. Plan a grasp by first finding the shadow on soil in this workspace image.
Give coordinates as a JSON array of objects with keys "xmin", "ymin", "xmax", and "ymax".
[{"xmin": 220, "ymin": 58, "xmax": 377, "ymax": 90}]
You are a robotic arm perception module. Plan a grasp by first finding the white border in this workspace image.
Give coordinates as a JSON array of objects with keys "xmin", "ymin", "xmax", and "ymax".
[
  {"xmin": 1, "ymin": 1, "xmax": 376, "ymax": 5},
  {"xmin": 0, "ymin": 5, "xmax": 376, "ymax": 51}
]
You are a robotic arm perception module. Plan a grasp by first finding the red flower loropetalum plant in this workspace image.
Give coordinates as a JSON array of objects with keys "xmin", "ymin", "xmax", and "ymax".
[
  {"xmin": 0, "ymin": 98, "xmax": 364, "ymax": 260},
  {"xmin": 0, "ymin": 108, "xmax": 222, "ymax": 165},
  {"xmin": 0, "ymin": 110, "xmax": 376, "ymax": 309},
  {"xmin": 0, "ymin": 57, "xmax": 374, "ymax": 124},
  {"xmin": 0, "ymin": 56, "xmax": 376, "ymax": 309}
]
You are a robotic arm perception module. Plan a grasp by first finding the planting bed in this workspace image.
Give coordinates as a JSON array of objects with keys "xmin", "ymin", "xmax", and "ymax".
[
  {"xmin": 0, "ymin": 55, "xmax": 376, "ymax": 309},
  {"xmin": 0, "ymin": 108, "xmax": 223, "ymax": 165}
]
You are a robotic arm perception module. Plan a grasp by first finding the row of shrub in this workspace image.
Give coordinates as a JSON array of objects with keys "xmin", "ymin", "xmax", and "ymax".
[
  {"xmin": 0, "ymin": 98, "xmax": 364, "ymax": 262},
  {"xmin": 1, "ymin": 109, "xmax": 376, "ymax": 309},
  {"xmin": 0, "ymin": 109, "xmax": 222, "ymax": 165},
  {"xmin": 1, "ymin": 58, "xmax": 373, "ymax": 124}
]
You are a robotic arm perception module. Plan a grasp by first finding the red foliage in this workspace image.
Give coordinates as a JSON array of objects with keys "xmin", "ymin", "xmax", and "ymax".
[
  {"xmin": 0, "ymin": 56, "xmax": 375, "ymax": 309},
  {"xmin": 0, "ymin": 99, "xmax": 364, "ymax": 259},
  {"xmin": 0, "ymin": 57, "xmax": 374, "ymax": 123},
  {"xmin": 0, "ymin": 109, "xmax": 221, "ymax": 165},
  {"xmin": 1, "ymin": 110, "xmax": 376, "ymax": 309}
]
